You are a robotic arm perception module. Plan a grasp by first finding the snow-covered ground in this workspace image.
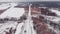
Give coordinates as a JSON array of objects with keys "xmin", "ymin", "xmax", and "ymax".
[
  {"xmin": 0, "ymin": 4, "xmax": 10, "ymax": 10},
  {"xmin": 0, "ymin": 3, "xmax": 17, "ymax": 10},
  {"xmin": 40, "ymin": 14, "xmax": 60, "ymax": 24},
  {"xmin": 49, "ymin": 9, "xmax": 60, "ymax": 16},
  {"xmin": 0, "ymin": 21, "xmax": 18, "ymax": 34},
  {"xmin": 0, "ymin": 6, "xmax": 25, "ymax": 18},
  {"xmin": 0, "ymin": 3, "xmax": 25, "ymax": 34},
  {"xmin": 46, "ymin": 16, "xmax": 60, "ymax": 23},
  {"xmin": 15, "ymin": 22, "xmax": 24, "ymax": 34},
  {"xmin": 1, "ymin": 3, "xmax": 60, "ymax": 34}
]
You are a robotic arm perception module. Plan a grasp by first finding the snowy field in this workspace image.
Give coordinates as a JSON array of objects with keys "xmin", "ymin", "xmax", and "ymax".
[
  {"xmin": 0, "ymin": 3, "xmax": 25, "ymax": 34},
  {"xmin": 0, "ymin": 3, "xmax": 60, "ymax": 34},
  {"xmin": 0, "ymin": 4, "xmax": 10, "ymax": 10}
]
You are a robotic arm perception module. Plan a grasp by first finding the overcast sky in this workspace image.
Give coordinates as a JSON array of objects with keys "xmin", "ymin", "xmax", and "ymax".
[{"xmin": 0, "ymin": 0, "xmax": 60, "ymax": 2}]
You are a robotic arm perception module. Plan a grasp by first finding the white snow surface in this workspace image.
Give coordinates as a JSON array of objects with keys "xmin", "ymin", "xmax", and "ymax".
[
  {"xmin": 0, "ymin": 21, "xmax": 18, "ymax": 34},
  {"xmin": 0, "ymin": 4, "xmax": 10, "ymax": 10},
  {"xmin": 15, "ymin": 22, "xmax": 24, "ymax": 34},
  {"xmin": 50, "ymin": 9, "xmax": 60, "ymax": 16},
  {"xmin": 0, "ymin": 4, "xmax": 25, "ymax": 34},
  {"xmin": 0, "ymin": 7, "xmax": 25, "ymax": 18}
]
